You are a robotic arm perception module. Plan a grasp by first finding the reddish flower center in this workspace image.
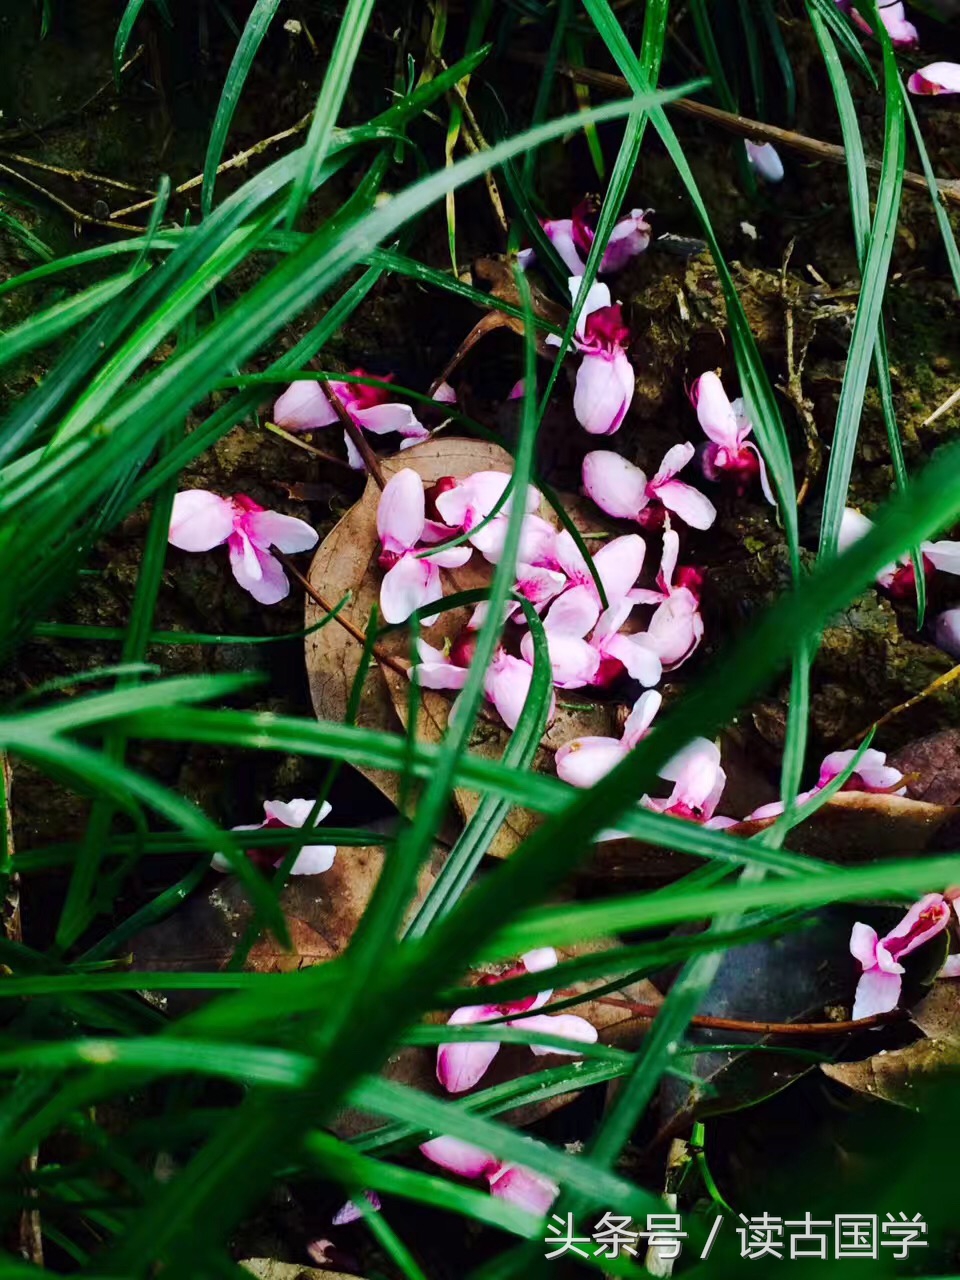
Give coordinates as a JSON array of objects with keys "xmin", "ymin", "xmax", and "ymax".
[
  {"xmin": 425, "ymin": 475, "xmax": 460, "ymax": 521},
  {"xmin": 449, "ymin": 629, "xmax": 478, "ymax": 668},
  {"xmin": 584, "ymin": 304, "xmax": 631, "ymax": 352},
  {"xmin": 570, "ymin": 197, "xmax": 599, "ymax": 254},
  {"xmin": 340, "ymin": 368, "xmax": 393, "ymax": 413},
  {"xmin": 885, "ymin": 556, "xmax": 934, "ymax": 599},
  {"xmin": 232, "ymin": 493, "xmax": 265, "ymax": 515}
]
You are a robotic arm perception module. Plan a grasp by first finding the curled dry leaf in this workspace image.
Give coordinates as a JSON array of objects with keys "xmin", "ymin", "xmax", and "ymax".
[
  {"xmin": 304, "ymin": 437, "xmax": 625, "ymax": 859},
  {"xmin": 241, "ymin": 1263, "xmax": 359, "ymax": 1280},
  {"xmin": 821, "ymin": 1039, "xmax": 960, "ymax": 1108}
]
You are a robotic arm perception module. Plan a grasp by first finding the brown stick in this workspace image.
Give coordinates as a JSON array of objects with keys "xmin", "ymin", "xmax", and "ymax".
[
  {"xmin": 512, "ymin": 54, "xmax": 960, "ymax": 209},
  {"xmin": 261, "ymin": 420, "xmax": 355, "ymax": 474},
  {"xmin": 109, "ymin": 112, "xmax": 313, "ymax": 221},
  {"xmin": 276, "ymin": 553, "xmax": 409, "ymax": 677},
  {"xmin": 0, "ymin": 161, "xmax": 146, "ymax": 234},
  {"xmin": 326, "ymin": 386, "xmax": 386, "ymax": 489},
  {"xmin": 597, "ymin": 995, "xmax": 907, "ymax": 1037},
  {"xmin": 0, "ymin": 151, "xmax": 152, "ymax": 195}
]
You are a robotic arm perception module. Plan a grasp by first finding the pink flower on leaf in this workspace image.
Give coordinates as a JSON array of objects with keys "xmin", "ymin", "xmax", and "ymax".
[
  {"xmin": 556, "ymin": 690, "xmax": 662, "ymax": 788},
  {"xmin": 212, "ymin": 798, "xmax": 336, "ymax": 876},
  {"xmin": 376, "ymin": 469, "xmax": 471, "ymax": 624},
  {"xmin": 850, "ymin": 894, "xmax": 952, "ymax": 1019},
  {"xmin": 169, "ymin": 490, "xmax": 317, "ymax": 605},
  {"xmin": 691, "ymin": 371, "xmax": 775, "ymax": 504},
  {"xmin": 273, "ymin": 370, "xmax": 429, "ymax": 470},
  {"xmin": 746, "ymin": 747, "xmax": 907, "ymax": 821},
  {"xmin": 582, "ymin": 446, "xmax": 716, "ymax": 531},
  {"xmin": 436, "ymin": 948, "xmax": 597, "ymax": 1094}
]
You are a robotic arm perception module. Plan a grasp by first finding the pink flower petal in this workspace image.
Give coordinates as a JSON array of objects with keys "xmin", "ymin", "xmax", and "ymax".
[
  {"xmin": 936, "ymin": 607, "xmax": 960, "ymax": 659},
  {"xmin": 601, "ymin": 632, "xmax": 663, "ymax": 686},
  {"xmin": 573, "ymin": 350, "xmax": 633, "ymax": 435},
  {"xmin": 743, "ymin": 442, "xmax": 777, "ymax": 506},
  {"xmin": 556, "ymin": 736, "xmax": 625, "ymax": 788},
  {"xmin": 246, "ymin": 509, "xmax": 318, "ymax": 554},
  {"xmin": 909, "ymin": 62, "xmax": 960, "ymax": 95},
  {"xmin": 332, "ymin": 1191, "xmax": 381, "ymax": 1225},
  {"xmin": 582, "ymin": 450, "xmax": 647, "ymax": 520},
  {"xmin": 421, "ymin": 1136, "xmax": 499, "ymax": 1180},
  {"xmin": 514, "ymin": 565, "xmax": 566, "ymax": 609},
  {"xmin": 655, "ymin": 479, "xmax": 717, "ymax": 530},
  {"xmin": 652, "ymin": 442, "xmax": 696, "ymax": 484},
  {"xmin": 622, "ymin": 689, "xmax": 662, "ymax": 747},
  {"xmin": 600, "ymin": 209, "xmax": 652, "ymax": 273},
  {"xmin": 923, "ymin": 539, "xmax": 960, "ymax": 577},
  {"xmin": 228, "ymin": 535, "xmax": 290, "ymax": 604},
  {"xmin": 354, "ymin": 402, "xmax": 426, "ymax": 439},
  {"xmin": 487, "ymin": 1166, "xmax": 557, "ymax": 1217},
  {"xmin": 521, "ymin": 947, "xmax": 558, "ymax": 974},
  {"xmin": 885, "ymin": 893, "xmax": 952, "ymax": 959},
  {"xmin": 523, "ymin": 1012, "xmax": 599, "ymax": 1056},
  {"xmin": 542, "ymin": 586, "xmax": 601, "ymax": 639},
  {"xmin": 745, "ymin": 141, "xmax": 784, "ymax": 183},
  {"xmin": 263, "ymin": 798, "xmax": 330, "ymax": 827},
  {"xmin": 485, "ymin": 653, "xmax": 553, "ymax": 729},
  {"xmin": 691, "ymin": 371, "xmax": 738, "ymax": 448},
  {"xmin": 436, "ymin": 1004, "xmax": 502, "ymax": 1093},
  {"xmin": 852, "ymin": 967, "xmax": 902, "ymax": 1020},
  {"xmin": 273, "ymin": 381, "xmax": 338, "ymax": 432},
  {"xmin": 645, "ymin": 591, "xmax": 703, "ymax": 670},
  {"xmin": 380, "ymin": 553, "xmax": 439, "ymax": 624},
  {"xmin": 427, "ymin": 543, "xmax": 473, "ymax": 569},
  {"xmin": 169, "ymin": 490, "xmax": 236, "ymax": 552},
  {"xmin": 377, "ymin": 469, "xmax": 425, "ymax": 554},
  {"xmin": 939, "ymin": 954, "xmax": 960, "ymax": 978},
  {"xmin": 433, "ymin": 381, "xmax": 457, "ymax": 404},
  {"xmin": 594, "ymin": 534, "xmax": 646, "ymax": 605},
  {"xmin": 543, "ymin": 218, "xmax": 587, "ymax": 276},
  {"xmin": 850, "ymin": 921, "xmax": 880, "ymax": 969}
]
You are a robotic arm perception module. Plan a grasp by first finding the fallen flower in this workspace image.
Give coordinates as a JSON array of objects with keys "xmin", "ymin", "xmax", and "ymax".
[
  {"xmin": 570, "ymin": 280, "xmax": 635, "ymax": 436},
  {"xmin": 522, "ymin": 532, "xmax": 661, "ymax": 688},
  {"xmin": 484, "ymin": 650, "xmax": 556, "ymax": 730},
  {"xmin": 168, "ymin": 490, "xmax": 317, "ymax": 605},
  {"xmin": 908, "ymin": 62, "xmax": 960, "ymax": 96},
  {"xmin": 518, "ymin": 205, "xmax": 652, "ymax": 277},
  {"xmin": 690, "ymin": 371, "xmax": 775, "ymax": 504},
  {"xmin": 432, "ymin": 381, "xmax": 457, "ymax": 404},
  {"xmin": 745, "ymin": 141, "xmax": 784, "ymax": 183},
  {"xmin": 273, "ymin": 370, "xmax": 429, "ymax": 469},
  {"xmin": 844, "ymin": 0, "xmax": 919, "ymax": 49},
  {"xmin": 582, "ymin": 445, "xmax": 716, "ymax": 531},
  {"xmin": 629, "ymin": 530, "xmax": 705, "ymax": 671},
  {"xmin": 746, "ymin": 747, "xmax": 907, "ymax": 821},
  {"xmin": 850, "ymin": 894, "xmax": 952, "ymax": 1019},
  {"xmin": 556, "ymin": 690, "xmax": 662, "ymax": 788},
  {"xmin": 212, "ymin": 798, "xmax": 336, "ymax": 875},
  {"xmin": 838, "ymin": 506, "xmax": 960, "ymax": 598},
  {"xmin": 332, "ymin": 1191, "xmax": 382, "ymax": 1226},
  {"xmin": 436, "ymin": 948, "xmax": 597, "ymax": 1093},
  {"xmin": 420, "ymin": 1136, "xmax": 557, "ymax": 1217},
  {"xmin": 641, "ymin": 736, "xmax": 729, "ymax": 824},
  {"xmin": 377, "ymin": 469, "xmax": 471, "ymax": 624},
  {"xmin": 934, "ymin": 607, "xmax": 960, "ymax": 660}
]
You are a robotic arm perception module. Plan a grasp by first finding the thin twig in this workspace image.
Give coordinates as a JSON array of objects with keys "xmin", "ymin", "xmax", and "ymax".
[
  {"xmin": 596, "ymin": 996, "xmax": 907, "ymax": 1037},
  {"xmin": 109, "ymin": 112, "xmax": 313, "ymax": 220},
  {"xmin": 0, "ymin": 162, "xmax": 146, "ymax": 234},
  {"xmin": 446, "ymin": 74, "xmax": 509, "ymax": 236},
  {"xmin": 0, "ymin": 151, "xmax": 152, "ymax": 195},
  {"xmin": 261, "ymin": 420, "xmax": 356, "ymax": 474},
  {"xmin": 923, "ymin": 384, "xmax": 960, "ymax": 427},
  {"xmin": 843, "ymin": 662, "xmax": 960, "ymax": 748},
  {"xmin": 276, "ymin": 553, "xmax": 409, "ymax": 677},
  {"xmin": 326, "ymin": 386, "xmax": 386, "ymax": 489},
  {"xmin": 511, "ymin": 54, "xmax": 960, "ymax": 208}
]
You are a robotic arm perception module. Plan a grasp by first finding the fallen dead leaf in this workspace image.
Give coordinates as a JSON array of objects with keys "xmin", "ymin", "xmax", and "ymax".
[
  {"xmin": 911, "ymin": 979, "xmax": 960, "ymax": 1042},
  {"xmin": 890, "ymin": 728, "xmax": 960, "ymax": 806},
  {"xmin": 821, "ymin": 1038, "xmax": 960, "ymax": 1107},
  {"xmin": 304, "ymin": 437, "xmax": 627, "ymax": 859},
  {"xmin": 594, "ymin": 791, "xmax": 960, "ymax": 881}
]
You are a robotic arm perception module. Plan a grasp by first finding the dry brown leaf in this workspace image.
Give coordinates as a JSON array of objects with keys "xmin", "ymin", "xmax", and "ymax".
[
  {"xmin": 821, "ymin": 1038, "xmax": 960, "ymax": 1106},
  {"xmin": 594, "ymin": 791, "xmax": 960, "ymax": 881},
  {"xmin": 304, "ymin": 437, "xmax": 625, "ymax": 859},
  {"xmin": 890, "ymin": 729, "xmax": 960, "ymax": 806},
  {"xmin": 912, "ymin": 979, "xmax": 960, "ymax": 1042}
]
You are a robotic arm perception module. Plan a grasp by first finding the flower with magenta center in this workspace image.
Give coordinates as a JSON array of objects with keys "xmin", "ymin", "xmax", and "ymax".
[
  {"xmin": 838, "ymin": 507, "xmax": 960, "ymax": 598},
  {"xmin": 582, "ymin": 445, "xmax": 716, "ymax": 531},
  {"xmin": 850, "ymin": 894, "xmax": 952, "ymax": 1019},
  {"xmin": 273, "ymin": 369, "xmax": 429, "ymax": 469},
  {"xmin": 629, "ymin": 530, "xmax": 705, "ymax": 671},
  {"xmin": 168, "ymin": 490, "xmax": 317, "ymax": 605},
  {"xmin": 212, "ymin": 799, "xmax": 336, "ymax": 875},
  {"xmin": 691, "ymin": 371, "xmax": 775, "ymax": 503},
  {"xmin": 436, "ymin": 947, "xmax": 597, "ymax": 1094},
  {"xmin": 842, "ymin": 0, "xmax": 919, "ymax": 49},
  {"xmin": 908, "ymin": 63, "xmax": 960, "ymax": 96},
  {"xmin": 746, "ymin": 747, "xmax": 907, "ymax": 821},
  {"xmin": 641, "ymin": 736, "xmax": 729, "ymax": 825},
  {"xmin": 376, "ymin": 469, "xmax": 471, "ymax": 624}
]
